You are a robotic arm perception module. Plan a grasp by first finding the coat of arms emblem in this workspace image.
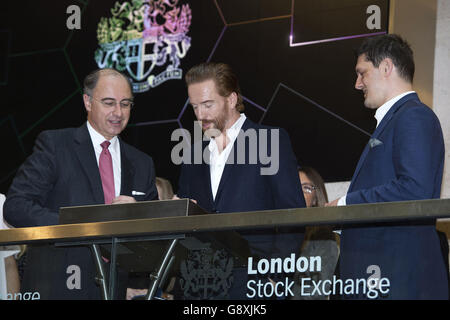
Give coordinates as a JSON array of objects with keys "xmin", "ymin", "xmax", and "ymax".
[
  {"xmin": 179, "ymin": 247, "xmax": 234, "ymax": 299},
  {"xmin": 95, "ymin": 0, "xmax": 192, "ymax": 92}
]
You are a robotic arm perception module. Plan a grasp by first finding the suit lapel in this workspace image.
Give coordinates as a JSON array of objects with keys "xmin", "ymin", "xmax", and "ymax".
[
  {"xmin": 349, "ymin": 93, "xmax": 418, "ymax": 191},
  {"xmin": 73, "ymin": 124, "xmax": 105, "ymax": 204}
]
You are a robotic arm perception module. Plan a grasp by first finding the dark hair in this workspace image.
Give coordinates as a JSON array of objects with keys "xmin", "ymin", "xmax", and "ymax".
[
  {"xmin": 299, "ymin": 166, "xmax": 328, "ymax": 207},
  {"xmin": 83, "ymin": 68, "xmax": 133, "ymax": 96},
  {"xmin": 356, "ymin": 34, "xmax": 415, "ymax": 83},
  {"xmin": 185, "ymin": 62, "xmax": 244, "ymax": 112}
]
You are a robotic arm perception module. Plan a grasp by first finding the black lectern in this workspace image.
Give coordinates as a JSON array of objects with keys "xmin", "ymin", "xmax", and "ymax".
[{"xmin": 59, "ymin": 199, "xmax": 250, "ymax": 300}]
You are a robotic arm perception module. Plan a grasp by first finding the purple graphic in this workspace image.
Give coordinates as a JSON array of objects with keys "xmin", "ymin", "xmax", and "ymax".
[
  {"xmin": 143, "ymin": 1, "xmax": 191, "ymax": 38},
  {"xmin": 289, "ymin": 31, "xmax": 387, "ymax": 47},
  {"xmin": 289, "ymin": 0, "xmax": 387, "ymax": 47}
]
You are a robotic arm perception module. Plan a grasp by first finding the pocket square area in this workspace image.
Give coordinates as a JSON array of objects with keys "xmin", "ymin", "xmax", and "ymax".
[
  {"xmin": 369, "ymin": 138, "xmax": 383, "ymax": 148},
  {"xmin": 132, "ymin": 190, "xmax": 146, "ymax": 196}
]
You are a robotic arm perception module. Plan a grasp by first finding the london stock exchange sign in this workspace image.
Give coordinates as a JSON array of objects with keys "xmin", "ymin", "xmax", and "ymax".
[{"xmin": 95, "ymin": 0, "xmax": 192, "ymax": 93}]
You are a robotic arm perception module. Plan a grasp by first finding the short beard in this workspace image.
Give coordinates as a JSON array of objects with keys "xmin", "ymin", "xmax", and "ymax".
[{"xmin": 203, "ymin": 116, "xmax": 226, "ymax": 138}]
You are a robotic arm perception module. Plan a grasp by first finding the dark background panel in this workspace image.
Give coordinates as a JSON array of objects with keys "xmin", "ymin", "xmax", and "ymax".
[
  {"xmin": 2, "ymin": 52, "xmax": 79, "ymax": 133},
  {"xmin": 0, "ymin": 0, "xmax": 389, "ymax": 194},
  {"xmin": 4, "ymin": 0, "xmax": 76, "ymax": 54},
  {"xmin": 0, "ymin": 116, "xmax": 26, "ymax": 192},
  {"xmin": 122, "ymin": 121, "xmax": 182, "ymax": 189},
  {"xmin": 260, "ymin": 84, "xmax": 375, "ymax": 181},
  {"xmin": 292, "ymin": 0, "xmax": 389, "ymax": 42},
  {"xmin": 0, "ymin": 30, "xmax": 10, "ymax": 84},
  {"xmin": 217, "ymin": 0, "xmax": 292, "ymax": 23}
]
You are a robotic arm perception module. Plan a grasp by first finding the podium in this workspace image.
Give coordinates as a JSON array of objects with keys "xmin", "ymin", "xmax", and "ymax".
[
  {"xmin": 1, "ymin": 198, "xmax": 450, "ymax": 300},
  {"xmin": 58, "ymin": 199, "xmax": 250, "ymax": 300}
]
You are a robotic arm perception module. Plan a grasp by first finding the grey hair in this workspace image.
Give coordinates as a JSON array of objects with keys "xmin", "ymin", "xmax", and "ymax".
[{"xmin": 83, "ymin": 68, "xmax": 133, "ymax": 97}]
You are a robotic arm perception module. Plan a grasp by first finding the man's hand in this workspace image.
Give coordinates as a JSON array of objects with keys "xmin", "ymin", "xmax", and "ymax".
[
  {"xmin": 325, "ymin": 198, "xmax": 340, "ymax": 207},
  {"xmin": 172, "ymin": 194, "xmax": 197, "ymax": 204},
  {"xmin": 111, "ymin": 195, "xmax": 137, "ymax": 204}
]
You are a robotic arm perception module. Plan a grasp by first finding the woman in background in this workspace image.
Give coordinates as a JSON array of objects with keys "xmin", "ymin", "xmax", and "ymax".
[{"xmin": 291, "ymin": 167, "xmax": 340, "ymax": 300}]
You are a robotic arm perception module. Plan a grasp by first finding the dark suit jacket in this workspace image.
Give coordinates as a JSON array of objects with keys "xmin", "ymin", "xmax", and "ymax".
[
  {"xmin": 177, "ymin": 118, "xmax": 306, "ymax": 299},
  {"xmin": 4, "ymin": 123, "xmax": 158, "ymax": 299},
  {"xmin": 178, "ymin": 118, "xmax": 306, "ymax": 256},
  {"xmin": 341, "ymin": 93, "xmax": 449, "ymax": 299}
]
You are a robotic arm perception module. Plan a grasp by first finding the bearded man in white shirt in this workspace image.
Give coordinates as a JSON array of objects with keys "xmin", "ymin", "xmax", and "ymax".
[{"xmin": 175, "ymin": 62, "xmax": 306, "ymax": 299}]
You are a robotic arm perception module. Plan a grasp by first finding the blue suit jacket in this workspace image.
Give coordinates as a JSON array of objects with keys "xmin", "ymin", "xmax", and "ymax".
[
  {"xmin": 341, "ymin": 93, "xmax": 449, "ymax": 299},
  {"xmin": 177, "ymin": 118, "xmax": 306, "ymax": 258},
  {"xmin": 4, "ymin": 123, "xmax": 158, "ymax": 299}
]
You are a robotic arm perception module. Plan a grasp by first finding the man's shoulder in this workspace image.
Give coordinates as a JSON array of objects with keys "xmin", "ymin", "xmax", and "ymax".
[
  {"xmin": 39, "ymin": 126, "xmax": 77, "ymax": 136},
  {"xmin": 242, "ymin": 118, "xmax": 279, "ymax": 130},
  {"xmin": 396, "ymin": 97, "xmax": 440, "ymax": 124},
  {"xmin": 241, "ymin": 118, "xmax": 288, "ymax": 136},
  {"xmin": 36, "ymin": 126, "xmax": 80, "ymax": 145}
]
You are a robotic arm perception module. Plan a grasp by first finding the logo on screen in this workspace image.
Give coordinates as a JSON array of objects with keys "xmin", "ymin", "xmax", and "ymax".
[
  {"xmin": 179, "ymin": 247, "xmax": 234, "ymax": 299},
  {"xmin": 94, "ymin": 0, "xmax": 192, "ymax": 93}
]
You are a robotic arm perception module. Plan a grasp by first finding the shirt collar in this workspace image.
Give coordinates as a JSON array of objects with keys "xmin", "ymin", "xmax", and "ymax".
[
  {"xmin": 374, "ymin": 91, "xmax": 415, "ymax": 127},
  {"xmin": 86, "ymin": 121, "xmax": 119, "ymax": 151}
]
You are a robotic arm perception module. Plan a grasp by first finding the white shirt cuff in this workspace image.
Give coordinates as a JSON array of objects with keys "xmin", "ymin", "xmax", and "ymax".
[{"xmin": 337, "ymin": 195, "xmax": 347, "ymax": 206}]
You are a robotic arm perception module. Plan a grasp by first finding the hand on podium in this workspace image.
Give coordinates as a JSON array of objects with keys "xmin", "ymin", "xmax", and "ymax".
[
  {"xmin": 111, "ymin": 195, "xmax": 137, "ymax": 204},
  {"xmin": 172, "ymin": 194, "xmax": 197, "ymax": 204}
]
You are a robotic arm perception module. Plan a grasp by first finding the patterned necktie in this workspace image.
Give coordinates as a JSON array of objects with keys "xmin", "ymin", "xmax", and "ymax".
[{"xmin": 99, "ymin": 141, "xmax": 115, "ymax": 204}]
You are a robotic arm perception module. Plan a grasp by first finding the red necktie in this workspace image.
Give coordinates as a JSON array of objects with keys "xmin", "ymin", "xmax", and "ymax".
[{"xmin": 99, "ymin": 141, "xmax": 115, "ymax": 204}]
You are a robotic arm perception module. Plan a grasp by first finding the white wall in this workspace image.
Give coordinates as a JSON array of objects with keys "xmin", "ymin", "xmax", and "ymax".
[
  {"xmin": 324, "ymin": 181, "xmax": 350, "ymax": 203},
  {"xmin": 433, "ymin": 0, "xmax": 450, "ymax": 199},
  {"xmin": 433, "ymin": 0, "xmax": 450, "ymax": 267}
]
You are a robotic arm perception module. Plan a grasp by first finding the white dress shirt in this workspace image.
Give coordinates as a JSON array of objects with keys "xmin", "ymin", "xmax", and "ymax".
[
  {"xmin": 0, "ymin": 194, "xmax": 20, "ymax": 300},
  {"xmin": 337, "ymin": 91, "xmax": 415, "ymax": 206},
  {"xmin": 208, "ymin": 113, "xmax": 247, "ymax": 200},
  {"xmin": 87, "ymin": 121, "xmax": 121, "ymax": 197}
]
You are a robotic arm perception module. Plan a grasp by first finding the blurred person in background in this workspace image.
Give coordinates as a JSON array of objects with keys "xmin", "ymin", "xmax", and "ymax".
[{"xmin": 291, "ymin": 167, "xmax": 339, "ymax": 300}]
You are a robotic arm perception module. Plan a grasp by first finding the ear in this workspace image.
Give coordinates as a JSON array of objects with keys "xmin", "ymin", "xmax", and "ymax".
[
  {"xmin": 83, "ymin": 94, "xmax": 92, "ymax": 112},
  {"xmin": 227, "ymin": 92, "xmax": 238, "ymax": 110},
  {"xmin": 380, "ymin": 58, "xmax": 394, "ymax": 78}
]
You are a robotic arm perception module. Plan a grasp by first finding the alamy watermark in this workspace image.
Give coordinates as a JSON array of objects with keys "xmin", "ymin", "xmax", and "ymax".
[
  {"xmin": 366, "ymin": 5, "xmax": 381, "ymax": 30},
  {"xmin": 66, "ymin": 5, "xmax": 81, "ymax": 30},
  {"xmin": 171, "ymin": 122, "xmax": 280, "ymax": 175},
  {"xmin": 66, "ymin": 264, "xmax": 81, "ymax": 290}
]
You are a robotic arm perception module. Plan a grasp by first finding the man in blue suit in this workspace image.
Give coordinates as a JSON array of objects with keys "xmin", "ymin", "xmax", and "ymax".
[
  {"xmin": 4, "ymin": 69, "xmax": 158, "ymax": 299},
  {"xmin": 327, "ymin": 34, "xmax": 449, "ymax": 299},
  {"xmin": 175, "ymin": 62, "xmax": 306, "ymax": 299}
]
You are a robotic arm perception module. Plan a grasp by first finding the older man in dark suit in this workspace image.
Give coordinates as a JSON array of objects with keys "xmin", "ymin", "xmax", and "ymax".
[{"xmin": 4, "ymin": 68, "xmax": 158, "ymax": 299}]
